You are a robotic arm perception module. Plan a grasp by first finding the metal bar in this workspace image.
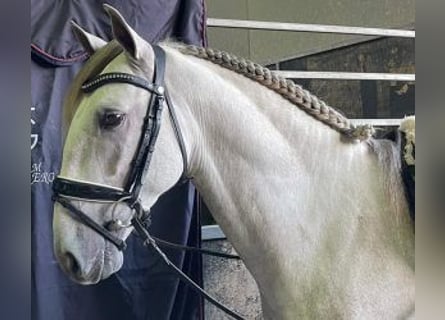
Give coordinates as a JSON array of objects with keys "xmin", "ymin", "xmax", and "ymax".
[
  {"xmin": 350, "ymin": 118, "xmax": 402, "ymax": 126},
  {"xmin": 202, "ymin": 225, "xmax": 227, "ymax": 241},
  {"xmin": 207, "ymin": 18, "xmax": 415, "ymax": 38},
  {"xmin": 273, "ymin": 71, "xmax": 415, "ymax": 81}
]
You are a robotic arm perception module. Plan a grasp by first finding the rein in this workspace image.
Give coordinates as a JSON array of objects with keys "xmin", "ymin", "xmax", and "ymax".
[{"xmin": 52, "ymin": 46, "xmax": 245, "ymax": 320}]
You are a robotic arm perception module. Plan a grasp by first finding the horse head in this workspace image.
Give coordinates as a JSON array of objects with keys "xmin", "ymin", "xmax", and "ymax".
[{"xmin": 52, "ymin": 4, "xmax": 187, "ymax": 284}]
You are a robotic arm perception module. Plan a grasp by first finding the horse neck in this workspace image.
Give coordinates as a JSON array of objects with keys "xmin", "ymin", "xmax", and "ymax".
[
  {"xmin": 167, "ymin": 54, "xmax": 329, "ymax": 240},
  {"xmin": 165, "ymin": 48, "xmax": 414, "ymax": 316}
]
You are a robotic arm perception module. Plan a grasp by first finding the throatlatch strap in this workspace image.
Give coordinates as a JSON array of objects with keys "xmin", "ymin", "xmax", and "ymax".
[{"xmin": 165, "ymin": 90, "xmax": 188, "ymax": 182}]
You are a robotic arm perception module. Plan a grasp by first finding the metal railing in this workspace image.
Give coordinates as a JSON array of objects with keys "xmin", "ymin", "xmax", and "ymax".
[
  {"xmin": 273, "ymin": 71, "xmax": 414, "ymax": 81},
  {"xmin": 207, "ymin": 18, "xmax": 415, "ymax": 38}
]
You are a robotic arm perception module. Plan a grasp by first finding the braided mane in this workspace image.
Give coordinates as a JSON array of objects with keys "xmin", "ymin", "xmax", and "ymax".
[{"xmin": 177, "ymin": 45, "xmax": 374, "ymax": 141}]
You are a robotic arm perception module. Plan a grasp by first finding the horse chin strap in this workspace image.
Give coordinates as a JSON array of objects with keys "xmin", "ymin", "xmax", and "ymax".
[{"xmin": 52, "ymin": 45, "xmax": 245, "ymax": 320}]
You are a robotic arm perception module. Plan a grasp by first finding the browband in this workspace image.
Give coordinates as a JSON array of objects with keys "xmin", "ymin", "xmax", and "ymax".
[{"xmin": 81, "ymin": 72, "xmax": 165, "ymax": 96}]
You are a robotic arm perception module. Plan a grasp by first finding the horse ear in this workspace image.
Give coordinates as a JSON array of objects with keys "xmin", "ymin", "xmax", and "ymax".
[
  {"xmin": 71, "ymin": 21, "xmax": 107, "ymax": 54},
  {"xmin": 103, "ymin": 3, "xmax": 144, "ymax": 59}
]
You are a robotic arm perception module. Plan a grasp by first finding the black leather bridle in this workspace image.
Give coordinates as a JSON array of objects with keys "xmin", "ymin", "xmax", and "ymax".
[{"xmin": 52, "ymin": 46, "xmax": 245, "ymax": 320}]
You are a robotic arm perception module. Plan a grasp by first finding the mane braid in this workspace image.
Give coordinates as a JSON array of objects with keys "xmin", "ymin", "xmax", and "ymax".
[{"xmin": 178, "ymin": 45, "xmax": 375, "ymax": 141}]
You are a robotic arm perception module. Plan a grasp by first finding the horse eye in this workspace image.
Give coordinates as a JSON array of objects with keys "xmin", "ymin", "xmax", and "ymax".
[{"xmin": 100, "ymin": 111, "xmax": 126, "ymax": 129}]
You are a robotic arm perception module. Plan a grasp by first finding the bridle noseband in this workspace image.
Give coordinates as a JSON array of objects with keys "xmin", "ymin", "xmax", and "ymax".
[
  {"xmin": 53, "ymin": 45, "xmax": 187, "ymax": 251},
  {"xmin": 52, "ymin": 45, "xmax": 245, "ymax": 320}
]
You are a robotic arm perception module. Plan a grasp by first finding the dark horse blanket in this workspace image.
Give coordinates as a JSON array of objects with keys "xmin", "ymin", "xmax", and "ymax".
[{"xmin": 31, "ymin": 1, "xmax": 206, "ymax": 319}]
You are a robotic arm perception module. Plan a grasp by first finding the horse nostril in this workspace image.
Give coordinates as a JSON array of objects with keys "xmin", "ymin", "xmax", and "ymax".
[{"xmin": 63, "ymin": 252, "xmax": 80, "ymax": 275}]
